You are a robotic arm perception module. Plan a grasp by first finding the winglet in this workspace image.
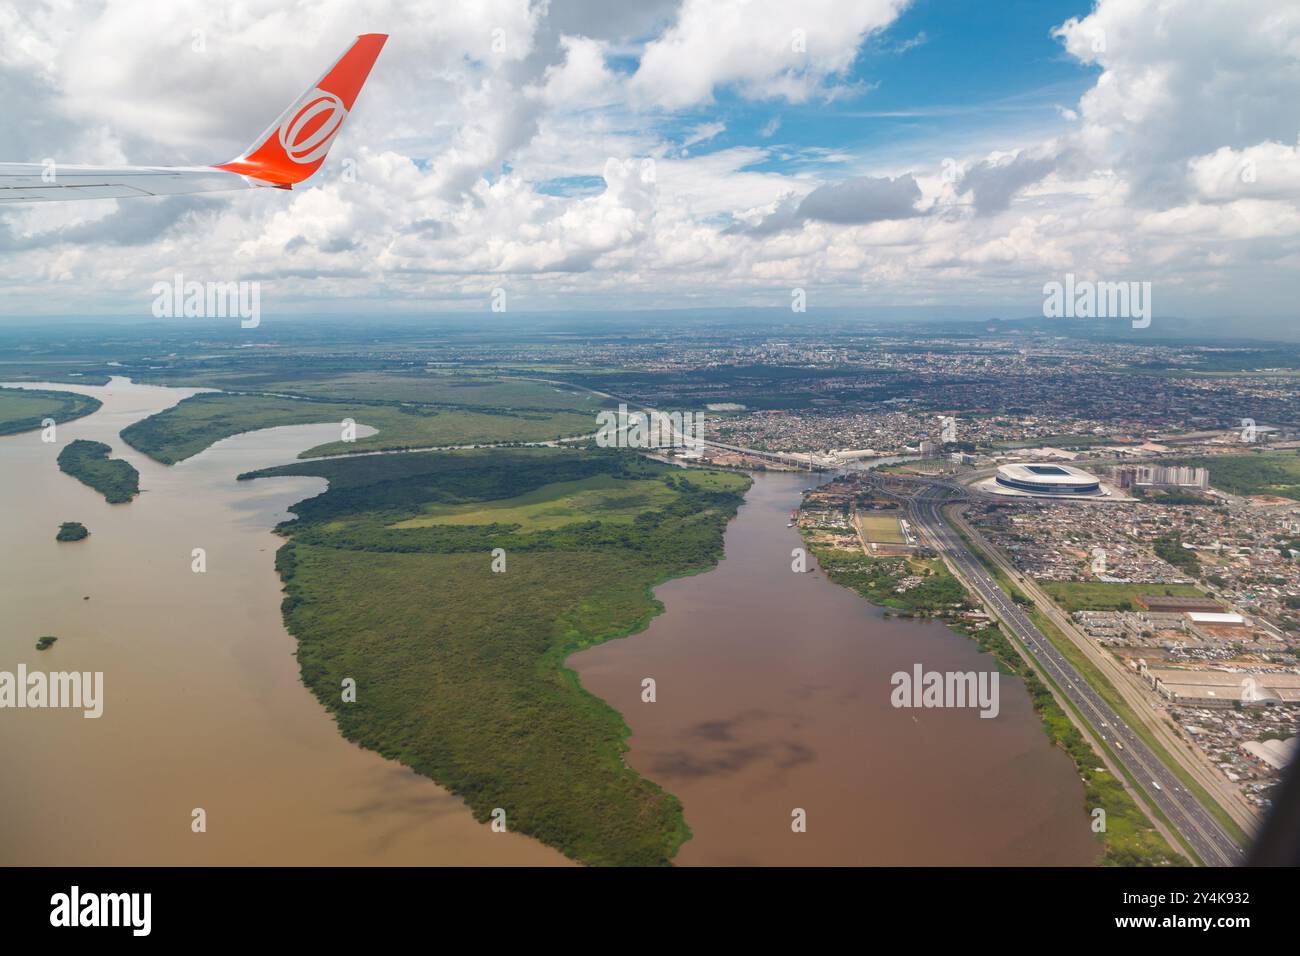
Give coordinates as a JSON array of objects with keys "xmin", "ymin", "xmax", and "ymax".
[{"xmin": 214, "ymin": 33, "xmax": 387, "ymax": 187}]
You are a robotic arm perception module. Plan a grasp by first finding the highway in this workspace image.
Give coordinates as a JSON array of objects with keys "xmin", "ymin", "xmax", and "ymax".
[
  {"xmin": 898, "ymin": 479, "xmax": 1245, "ymax": 867},
  {"xmin": 515, "ymin": 382, "xmax": 1247, "ymax": 865}
]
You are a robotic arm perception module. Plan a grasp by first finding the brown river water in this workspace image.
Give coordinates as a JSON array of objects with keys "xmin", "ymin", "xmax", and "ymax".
[
  {"xmin": 571, "ymin": 470, "xmax": 1102, "ymax": 866},
  {"xmin": 1, "ymin": 378, "xmax": 1098, "ymax": 866},
  {"xmin": 0, "ymin": 378, "xmax": 563, "ymax": 865}
]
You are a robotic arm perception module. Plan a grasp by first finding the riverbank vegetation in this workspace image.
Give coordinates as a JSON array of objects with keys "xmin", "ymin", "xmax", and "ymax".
[
  {"xmin": 0, "ymin": 387, "xmax": 101, "ymax": 436},
  {"xmin": 122, "ymin": 391, "xmax": 598, "ymax": 463},
  {"xmin": 56, "ymin": 440, "xmax": 139, "ymax": 503},
  {"xmin": 239, "ymin": 447, "xmax": 749, "ymax": 865},
  {"xmin": 812, "ymin": 549, "xmax": 971, "ymax": 616}
]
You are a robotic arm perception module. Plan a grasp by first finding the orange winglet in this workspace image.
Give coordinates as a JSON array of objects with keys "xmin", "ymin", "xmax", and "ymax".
[{"xmin": 214, "ymin": 33, "xmax": 387, "ymax": 187}]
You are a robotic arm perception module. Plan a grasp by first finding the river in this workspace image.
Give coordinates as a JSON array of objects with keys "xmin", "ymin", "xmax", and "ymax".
[
  {"xmin": 0, "ymin": 378, "xmax": 564, "ymax": 865},
  {"xmin": 1, "ymin": 378, "xmax": 1099, "ymax": 866},
  {"xmin": 570, "ymin": 470, "xmax": 1102, "ymax": 865}
]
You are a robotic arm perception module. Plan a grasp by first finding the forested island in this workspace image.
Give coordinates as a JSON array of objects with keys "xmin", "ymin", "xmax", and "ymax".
[
  {"xmin": 240, "ymin": 446, "xmax": 749, "ymax": 866},
  {"xmin": 57, "ymin": 439, "xmax": 139, "ymax": 503},
  {"xmin": 120, "ymin": 376, "xmax": 602, "ymax": 463},
  {"xmin": 56, "ymin": 521, "xmax": 89, "ymax": 541}
]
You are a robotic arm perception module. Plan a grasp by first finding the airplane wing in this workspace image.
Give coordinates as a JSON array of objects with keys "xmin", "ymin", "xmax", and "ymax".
[{"xmin": 0, "ymin": 33, "xmax": 387, "ymax": 205}]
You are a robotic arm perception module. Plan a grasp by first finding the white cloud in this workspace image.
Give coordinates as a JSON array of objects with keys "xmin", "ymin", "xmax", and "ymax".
[
  {"xmin": 1053, "ymin": 0, "xmax": 1300, "ymax": 204},
  {"xmin": 681, "ymin": 121, "xmax": 725, "ymax": 150},
  {"xmin": 0, "ymin": 0, "xmax": 1298, "ymax": 323},
  {"xmin": 538, "ymin": 34, "xmax": 619, "ymax": 108},
  {"xmin": 1189, "ymin": 141, "xmax": 1300, "ymax": 202},
  {"xmin": 628, "ymin": 0, "xmax": 908, "ymax": 109}
]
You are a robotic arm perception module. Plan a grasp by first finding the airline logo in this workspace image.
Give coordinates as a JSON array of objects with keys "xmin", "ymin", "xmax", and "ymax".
[
  {"xmin": 213, "ymin": 33, "xmax": 387, "ymax": 187},
  {"xmin": 0, "ymin": 33, "xmax": 386, "ymax": 203},
  {"xmin": 279, "ymin": 90, "xmax": 348, "ymax": 165}
]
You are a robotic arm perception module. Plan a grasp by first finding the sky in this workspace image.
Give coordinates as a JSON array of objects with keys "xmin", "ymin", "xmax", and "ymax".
[{"xmin": 1, "ymin": 0, "xmax": 1299, "ymax": 331}]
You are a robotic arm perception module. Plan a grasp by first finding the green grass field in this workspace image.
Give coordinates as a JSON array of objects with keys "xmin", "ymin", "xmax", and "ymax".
[
  {"xmin": 238, "ymin": 448, "xmax": 750, "ymax": 865},
  {"xmin": 391, "ymin": 474, "xmax": 686, "ymax": 532},
  {"xmin": 0, "ymin": 387, "xmax": 101, "ymax": 436},
  {"xmin": 121, "ymin": 392, "xmax": 598, "ymax": 464},
  {"xmin": 859, "ymin": 511, "xmax": 905, "ymax": 544},
  {"xmin": 1037, "ymin": 581, "xmax": 1207, "ymax": 613}
]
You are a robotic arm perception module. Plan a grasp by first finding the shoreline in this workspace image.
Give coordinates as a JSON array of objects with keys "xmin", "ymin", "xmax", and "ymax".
[{"xmin": 805, "ymin": 513, "xmax": 1177, "ymax": 866}]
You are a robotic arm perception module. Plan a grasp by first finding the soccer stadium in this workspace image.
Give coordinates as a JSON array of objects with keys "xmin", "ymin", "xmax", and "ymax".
[{"xmin": 992, "ymin": 463, "xmax": 1105, "ymax": 496}]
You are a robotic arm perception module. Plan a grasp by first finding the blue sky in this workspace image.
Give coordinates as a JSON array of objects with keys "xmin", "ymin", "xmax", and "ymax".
[
  {"xmin": 2, "ymin": 0, "xmax": 1298, "ymax": 328},
  {"xmin": 673, "ymin": 0, "xmax": 1099, "ymax": 170}
]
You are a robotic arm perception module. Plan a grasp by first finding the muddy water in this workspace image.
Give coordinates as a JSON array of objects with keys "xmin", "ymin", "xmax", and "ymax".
[
  {"xmin": 0, "ymin": 378, "xmax": 564, "ymax": 865},
  {"xmin": 0, "ymin": 379, "xmax": 1099, "ymax": 866},
  {"xmin": 571, "ymin": 472, "xmax": 1102, "ymax": 866}
]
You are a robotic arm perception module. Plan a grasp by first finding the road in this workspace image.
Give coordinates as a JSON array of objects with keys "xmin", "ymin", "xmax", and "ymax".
[
  {"xmin": 950, "ymin": 507, "xmax": 1262, "ymax": 835},
  {"xmin": 502, "ymin": 384, "xmax": 1249, "ymax": 864},
  {"xmin": 901, "ymin": 480, "xmax": 1244, "ymax": 867}
]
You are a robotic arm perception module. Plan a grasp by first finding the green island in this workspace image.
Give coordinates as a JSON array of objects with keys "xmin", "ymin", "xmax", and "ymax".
[
  {"xmin": 239, "ymin": 447, "xmax": 750, "ymax": 866},
  {"xmin": 35, "ymin": 636, "xmax": 57, "ymax": 651},
  {"xmin": 56, "ymin": 439, "xmax": 140, "ymax": 503},
  {"xmin": 0, "ymin": 386, "xmax": 101, "ymax": 436},
  {"xmin": 56, "ymin": 521, "xmax": 89, "ymax": 542},
  {"xmin": 807, "ymin": 543, "xmax": 1182, "ymax": 866},
  {"xmin": 121, "ymin": 375, "xmax": 605, "ymax": 464}
]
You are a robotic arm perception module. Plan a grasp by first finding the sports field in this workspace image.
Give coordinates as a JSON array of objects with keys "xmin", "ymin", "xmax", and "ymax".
[{"xmin": 859, "ymin": 511, "xmax": 906, "ymax": 544}]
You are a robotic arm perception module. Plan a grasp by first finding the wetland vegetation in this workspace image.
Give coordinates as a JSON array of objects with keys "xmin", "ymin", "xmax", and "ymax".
[
  {"xmin": 56, "ymin": 439, "xmax": 139, "ymax": 503},
  {"xmin": 240, "ymin": 446, "xmax": 749, "ymax": 865}
]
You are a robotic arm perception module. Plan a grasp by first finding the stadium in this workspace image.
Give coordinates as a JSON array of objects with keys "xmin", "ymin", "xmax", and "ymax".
[{"xmin": 993, "ymin": 463, "xmax": 1104, "ymax": 496}]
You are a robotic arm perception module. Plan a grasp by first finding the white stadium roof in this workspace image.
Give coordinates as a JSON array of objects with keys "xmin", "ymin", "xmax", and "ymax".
[{"xmin": 996, "ymin": 463, "xmax": 1101, "ymax": 485}]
